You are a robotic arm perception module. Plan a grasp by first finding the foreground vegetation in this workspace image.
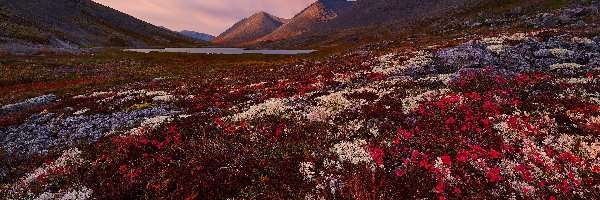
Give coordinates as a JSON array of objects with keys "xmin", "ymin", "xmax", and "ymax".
[
  {"xmin": 1, "ymin": 28, "xmax": 599, "ymax": 199},
  {"xmin": 1, "ymin": 1, "xmax": 600, "ymax": 199}
]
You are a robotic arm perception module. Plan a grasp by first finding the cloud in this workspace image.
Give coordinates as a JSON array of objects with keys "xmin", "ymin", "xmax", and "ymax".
[{"xmin": 93, "ymin": 0, "xmax": 317, "ymax": 36}]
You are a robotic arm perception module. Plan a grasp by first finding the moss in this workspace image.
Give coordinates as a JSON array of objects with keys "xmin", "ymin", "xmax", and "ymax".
[
  {"xmin": 539, "ymin": 0, "xmax": 571, "ymax": 11},
  {"xmin": 105, "ymin": 37, "xmax": 129, "ymax": 47},
  {"xmin": 126, "ymin": 103, "xmax": 154, "ymax": 112},
  {"xmin": 591, "ymin": 29, "xmax": 600, "ymax": 37}
]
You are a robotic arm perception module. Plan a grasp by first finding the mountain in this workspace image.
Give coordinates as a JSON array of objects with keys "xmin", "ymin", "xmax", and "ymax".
[
  {"xmin": 329, "ymin": 0, "xmax": 478, "ymax": 28},
  {"xmin": 213, "ymin": 12, "xmax": 288, "ymax": 46},
  {"xmin": 260, "ymin": 0, "xmax": 354, "ymax": 43},
  {"xmin": 0, "ymin": 0, "xmax": 209, "ymax": 51},
  {"xmin": 159, "ymin": 26, "xmax": 172, "ymax": 31},
  {"xmin": 179, "ymin": 30, "xmax": 215, "ymax": 41},
  {"xmin": 253, "ymin": 0, "xmax": 486, "ymax": 48}
]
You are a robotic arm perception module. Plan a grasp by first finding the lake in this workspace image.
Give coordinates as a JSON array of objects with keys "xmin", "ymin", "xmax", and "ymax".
[{"xmin": 123, "ymin": 48, "xmax": 316, "ymax": 55}]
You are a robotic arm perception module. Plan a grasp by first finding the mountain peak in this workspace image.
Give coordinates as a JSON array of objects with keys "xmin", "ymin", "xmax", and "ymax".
[
  {"xmin": 254, "ymin": 11, "xmax": 269, "ymax": 16},
  {"xmin": 213, "ymin": 12, "xmax": 287, "ymax": 45},
  {"xmin": 258, "ymin": 0, "xmax": 354, "ymax": 42},
  {"xmin": 251, "ymin": 11, "xmax": 268, "ymax": 18},
  {"xmin": 250, "ymin": 11, "xmax": 288, "ymax": 23}
]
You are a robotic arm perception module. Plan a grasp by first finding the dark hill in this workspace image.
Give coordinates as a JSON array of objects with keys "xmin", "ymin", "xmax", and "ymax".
[{"xmin": 0, "ymin": 0, "xmax": 209, "ymax": 52}]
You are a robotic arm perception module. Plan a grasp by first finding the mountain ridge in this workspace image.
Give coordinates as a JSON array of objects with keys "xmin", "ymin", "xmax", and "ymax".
[
  {"xmin": 329, "ymin": 0, "xmax": 479, "ymax": 28},
  {"xmin": 179, "ymin": 30, "xmax": 215, "ymax": 41},
  {"xmin": 0, "ymin": 0, "xmax": 209, "ymax": 53},
  {"xmin": 212, "ymin": 11, "xmax": 288, "ymax": 46},
  {"xmin": 259, "ymin": 0, "xmax": 354, "ymax": 43},
  {"xmin": 252, "ymin": 0, "xmax": 491, "ymax": 48}
]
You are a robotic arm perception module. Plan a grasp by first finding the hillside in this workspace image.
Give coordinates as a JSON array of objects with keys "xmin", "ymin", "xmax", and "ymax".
[
  {"xmin": 252, "ymin": 0, "xmax": 484, "ymax": 48},
  {"xmin": 260, "ymin": 0, "xmax": 354, "ymax": 43},
  {"xmin": 179, "ymin": 30, "xmax": 215, "ymax": 41},
  {"xmin": 329, "ymin": 0, "xmax": 478, "ymax": 28},
  {"xmin": 255, "ymin": 0, "xmax": 599, "ymax": 49},
  {"xmin": 212, "ymin": 12, "xmax": 288, "ymax": 46},
  {"xmin": 0, "ymin": 0, "xmax": 209, "ymax": 53}
]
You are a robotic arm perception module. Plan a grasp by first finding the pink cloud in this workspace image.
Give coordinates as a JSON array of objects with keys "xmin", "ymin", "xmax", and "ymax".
[{"xmin": 93, "ymin": 0, "xmax": 317, "ymax": 35}]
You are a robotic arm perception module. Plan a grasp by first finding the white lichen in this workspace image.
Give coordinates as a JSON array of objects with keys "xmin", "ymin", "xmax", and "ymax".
[
  {"xmin": 73, "ymin": 109, "xmax": 90, "ymax": 115},
  {"xmin": 34, "ymin": 186, "xmax": 93, "ymax": 200},
  {"xmin": 549, "ymin": 48, "xmax": 575, "ymax": 57},
  {"xmin": 550, "ymin": 63, "xmax": 583, "ymax": 70},
  {"xmin": 299, "ymin": 162, "xmax": 316, "ymax": 181},
  {"xmin": 330, "ymin": 139, "xmax": 373, "ymax": 165},
  {"xmin": 373, "ymin": 51, "xmax": 432, "ymax": 75},
  {"xmin": 230, "ymin": 98, "xmax": 293, "ymax": 121},
  {"xmin": 487, "ymin": 45, "xmax": 508, "ymax": 53},
  {"xmin": 401, "ymin": 89, "xmax": 450, "ymax": 114}
]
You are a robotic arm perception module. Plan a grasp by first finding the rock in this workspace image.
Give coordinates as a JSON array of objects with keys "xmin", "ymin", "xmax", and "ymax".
[
  {"xmin": 589, "ymin": 57, "xmax": 600, "ymax": 68},
  {"xmin": 562, "ymin": 8, "xmax": 588, "ymax": 18},
  {"xmin": 495, "ymin": 43, "xmax": 537, "ymax": 70},
  {"xmin": 64, "ymin": 107, "xmax": 74, "ymax": 112},
  {"xmin": 587, "ymin": 6, "xmax": 599, "ymax": 15},
  {"xmin": 534, "ymin": 49, "xmax": 552, "ymax": 58},
  {"xmin": 559, "ymin": 15, "xmax": 573, "ymax": 24},
  {"xmin": 536, "ymin": 13, "xmax": 559, "ymax": 27},
  {"xmin": 0, "ymin": 94, "xmax": 57, "ymax": 116},
  {"xmin": 573, "ymin": 20, "xmax": 588, "ymax": 27},
  {"xmin": 0, "ymin": 106, "xmax": 181, "ymax": 156},
  {"xmin": 433, "ymin": 41, "xmax": 498, "ymax": 73},
  {"xmin": 519, "ymin": 15, "xmax": 530, "ymax": 21},
  {"xmin": 509, "ymin": 7, "xmax": 523, "ymax": 15},
  {"xmin": 430, "ymin": 31, "xmax": 600, "ymax": 73},
  {"xmin": 542, "ymin": 35, "xmax": 571, "ymax": 49},
  {"xmin": 450, "ymin": 68, "xmax": 521, "ymax": 82}
]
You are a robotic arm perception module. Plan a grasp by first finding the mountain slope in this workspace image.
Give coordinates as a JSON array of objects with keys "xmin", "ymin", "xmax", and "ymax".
[
  {"xmin": 254, "ymin": 0, "xmax": 484, "ymax": 48},
  {"xmin": 260, "ymin": 0, "xmax": 354, "ymax": 43},
  {"xmin": 329, "ymin": 0, "xmax": 478, "ymax": 28},
  {"xmin": 179, "ymin": 30, "xmax": 215, "ymax": 41},
  {"xmin": 0, "ymin": 0, "xmax": 209, "ymax": 50},
  {"xmin": 212, "ymin": 12, "xmax": 287, "ymax": 46}
]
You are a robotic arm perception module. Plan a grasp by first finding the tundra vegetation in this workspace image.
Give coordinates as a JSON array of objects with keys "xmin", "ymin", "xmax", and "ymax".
[{"xmin": 1, "ymin": 1, "xmax": 600, "ymax": 199}]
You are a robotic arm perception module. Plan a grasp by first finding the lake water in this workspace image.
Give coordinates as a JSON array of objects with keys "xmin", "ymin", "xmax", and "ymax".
[{"xmin": 123, "ymin": 48, "xmax": 316, "ymax": 55}]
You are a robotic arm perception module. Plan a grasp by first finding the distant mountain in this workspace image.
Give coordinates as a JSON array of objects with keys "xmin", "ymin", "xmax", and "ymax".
[
  {"xmin": 213, "ymin": 12, "xmax": 288, "ymax": 46},
  {"xmin": 179, "ymin": 30, "xmax": 215, "ymax": 41},
  {"xmin": 0, "ymin": 0, "xmax": 209, "ymax": 51},
  {"xmin": 260, "ymin": 0, "xmax": 354, "ymax": 42},
  {"xmin": 159, "ymin": 26, "xmax": 173, "ymax": 31}
]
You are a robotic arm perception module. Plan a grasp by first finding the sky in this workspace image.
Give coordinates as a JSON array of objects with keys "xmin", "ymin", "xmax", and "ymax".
[{"xmin": 93, "ymin": 0, "xmax": 317, "ymax": 36}]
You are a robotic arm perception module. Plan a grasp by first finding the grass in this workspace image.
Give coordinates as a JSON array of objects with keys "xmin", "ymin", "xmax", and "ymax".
[
  {"xmin": 0, "ymin": 49, "xmax": 339, "ymax": 105},
  {"xmin": 126, "ymin": 103, "xmax": 154, "ymax": 112}
]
